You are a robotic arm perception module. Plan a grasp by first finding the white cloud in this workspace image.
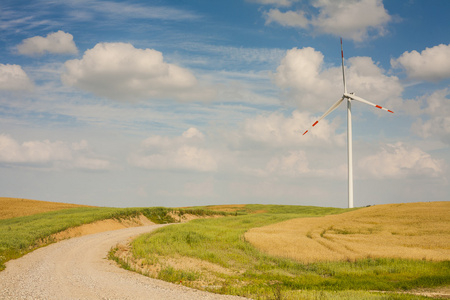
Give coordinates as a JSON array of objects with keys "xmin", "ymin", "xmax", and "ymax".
[
  {"xmin": 273, "ymin": 47, "xmax": 335, "ymax": 109},
  {"xmin": 265, "ymin": 9, "xmax": 308, "ymax": 28},
  {"xmin": 273, "ymin": 47, "xmax": 402, "ymax": 111},
  {"xmin": 62, "ymin": 42, "xmax": 216, "ymax": 102},
  {"xmin": 262, "ymin": 0, "xmax": 392, "ymax": 41},
  {"xmin": 345, "ymin": 56, "xmax": 403, "ymax": 104},
  {"xmin": 266, "ymin": 150, "xmax": 310, "ymax": 176},
  {"xmin": 238, "ymin": 150, "xmax": 310, "ymax": 177},
  {"xmin": 222, "ymin": 110, "xmax": 347, "ymax": 179},
  {"xmin": 358, "ymin": 142, "xmax": 444, "ymax": 179},
  {"xmin": 0, "ymin": 134, "xmax": 111, "ymax": 170},
  {"xmin": 247, "ymin": 0, "xmax": 295, "ymax": 6},
  {"xmin": 411, "ymin": 89, "xmax": 450, "ymax": 144},
  {"xmin": 391, "ymin": 44, "xmax": 450, "ymax": 82},
  {"xmin": 238, "ymin": 110, "xmax": 345, "ymax": 147},
  {"xmin": 263, "ymin": 150, "xmax": 348, "ymax": 179},
  {"xmin": 311, "ymin": 0, "xmax": 391, "ymax": 41},
  {"xmin": 128, "ymin": 128, "xmax": 218, "ymax": 172},
  {"xmin": 17, "ymin": 31, "xmax": 78, "ymax": 56},
  {"xmin": 72, "ymin": 1, "xmax": 200, "ymax": 21},
  {"xmin": 0, "ymin": 64, "xmax": 33, "ymax": 91},
  {"xmin": 126, "ymin": 111, "xmax": 345, "ymax": 178}
]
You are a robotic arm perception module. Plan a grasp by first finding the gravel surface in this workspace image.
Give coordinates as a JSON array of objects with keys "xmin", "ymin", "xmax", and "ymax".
[{"xmin": 0, "ymin": 224, "xmax": 248, "ymax": 300}]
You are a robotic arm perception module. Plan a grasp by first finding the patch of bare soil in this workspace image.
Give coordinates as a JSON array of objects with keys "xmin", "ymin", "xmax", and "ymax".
[
  {"xmin": 373, "ymin": 287, "xmax": 450, "ymax": 299},
  {"xmin": 0, "ymin": 197, "xmax": 91, "ymax": 219},
  {"xmin": 51, "ymin": 214, "xmax": 155, "ymax": 242},
  {"xmin": 168, "ymin": 212, "xmax": 224, "ymax": 223},
  {"xmin": 410, "ymin": 287, "xmax": 450, "ymax": 299}
]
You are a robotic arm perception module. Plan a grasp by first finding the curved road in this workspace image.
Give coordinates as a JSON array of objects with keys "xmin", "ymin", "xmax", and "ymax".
[{"xmin": 0, "ymin": 224, "xmax": 246, "ymax": 299}]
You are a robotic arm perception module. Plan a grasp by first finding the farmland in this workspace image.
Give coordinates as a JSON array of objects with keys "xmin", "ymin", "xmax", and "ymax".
[
  {"xmin": 114, "ymin": 203, "xmax": 449, "ymax": 299},
  {"xmin": 0, "ymin": 197, "xmax": 91, "ymax": 219},
  {"xmin": 245, "ymin": 202, "xmax": 450, "ymax": 263},
  {"xmin": 1, "ymin": 198, "xmax": 449, "ymax": 299}
]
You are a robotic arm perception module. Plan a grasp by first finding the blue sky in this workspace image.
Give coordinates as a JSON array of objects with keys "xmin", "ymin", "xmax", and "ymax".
[{"xmin": 1, "ymin": 0, "xmax": 449, "ymax": 208}]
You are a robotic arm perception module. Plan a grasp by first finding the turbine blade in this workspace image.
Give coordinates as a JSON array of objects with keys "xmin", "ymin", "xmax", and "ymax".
[
  {"xmin": 345, "ymin": 93, "xmax": 394, "ymax": 113},
  {"xmin": 341, "ymin": 38, "xmax": 347, "ymax": 94},
  {"xmin": 303, "ymin": 97, "xmax": 344, "ymax": 135}
]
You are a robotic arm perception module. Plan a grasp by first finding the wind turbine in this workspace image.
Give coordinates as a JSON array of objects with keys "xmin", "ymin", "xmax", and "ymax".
[{"xmin": 302, "ymin": 38, "xmax": 394, "ymax": 208}]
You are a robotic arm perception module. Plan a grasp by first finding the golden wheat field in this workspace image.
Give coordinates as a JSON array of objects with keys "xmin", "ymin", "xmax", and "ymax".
[
  {"xmin": 0, "ymin": 197, "xmax": 90, "ymax": 219},
  {"xmin": 245, "ymin": 202, "xmax": 450, "ymax": 263}
]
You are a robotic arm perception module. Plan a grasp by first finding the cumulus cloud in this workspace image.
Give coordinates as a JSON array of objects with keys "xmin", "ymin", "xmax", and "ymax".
[
  {"xmin": 247, "ymin": 0, "xmax": 295, "ymax": 6},
  {"xmin": 17, "ymin": 31, "xmax": 78, "ymax": 56},
  {"xmin": 62, "ymin": 42, "xmax": 215, "ymax": 102},
  {"xmin": 0, "ymin": 64, "xmax": 33, "ymax": 91},
  {"xmin": 126, "ymin": 112, "xmax": 347, "ymax": 179},
  {"xmin": 223, "ymin": 110, "xmax": 346, "ymax": 179},
  {"xmin": 128, "ymin": 128, "xmax": 218, "ymax": 172},
  {"xmin": 266, "ymin": 150, "xmax": 310, "ymax": 176},
  {"xmin": 411, "ymin": 89, "xmax": 450, "ymax": 144},
  {"xmin": 310, "ymin": 0, "xmax": 391, "ymax": 41},
  {"xmin": 0, "ymin": 135, "xmax": 110, "ymax": 170},
  {"xmin": 273, "ymin": 47, "xmax": 402, "ymax": 111},
  {"xmin": 262, "ymin": 0, "xmax": 392, "ymax": 41},
  {"xmin": 238, "ymin": 150, "xmax": 310, "ymax": 177},
  {"xmin": 273, "ymin": 47, "xmax": 333, "ymax": 109},
  {"xmin": 391, "ymin": 44, "xmax": 450, "ymax": 82},
  {"xmin": 265, "ymin": 9, "xmax": 308, "ymax": 28},
  {"xmin": 238, "ymin": 110, "xmax": 345, "ymax": 147},
  {"xmin": 358, "ymin": 142, "xmax": 444, "ymax": 179}
]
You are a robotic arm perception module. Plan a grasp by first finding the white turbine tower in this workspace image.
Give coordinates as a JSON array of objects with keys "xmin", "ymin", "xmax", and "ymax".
[{"xmin": 303, "ymin": 38, "xmax": 394, "ymax": 208}]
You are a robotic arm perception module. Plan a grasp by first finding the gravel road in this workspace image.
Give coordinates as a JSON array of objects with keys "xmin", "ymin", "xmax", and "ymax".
[{"xmin": 0, "ymin": 224, "xmax": 247, "ymax": 300}]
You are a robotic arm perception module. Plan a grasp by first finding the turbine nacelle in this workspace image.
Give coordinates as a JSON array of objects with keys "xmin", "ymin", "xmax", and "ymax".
[{"xmin": 343, "ymin": 92, "xmax": 355, "ymax": 98}]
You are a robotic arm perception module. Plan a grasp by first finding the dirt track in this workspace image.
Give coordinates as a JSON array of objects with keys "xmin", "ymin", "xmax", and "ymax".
[{"xmin": 0, "ymin": 224, "xmax": 246, "ymax": 299}]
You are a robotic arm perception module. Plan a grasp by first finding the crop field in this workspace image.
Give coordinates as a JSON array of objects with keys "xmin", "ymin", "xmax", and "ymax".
[
  {"xmin": 0, "ymin": 197, "xmax": 91, "ymax": 219},
  {"xmin": 245, "ymin": 202, "xmax": 450, "ymax": 263},
  {"xmin": 114, "ymin": 203, "xmax": 449, "ymax": 299}
]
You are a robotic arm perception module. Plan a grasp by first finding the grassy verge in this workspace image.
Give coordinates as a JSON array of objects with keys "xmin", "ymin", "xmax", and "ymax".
[
  {"xmin": 123, "ymin": 205, "xmax": 449, "ymax": 299},
  {"xmin": 0, "ymin": 206, "xmax": 227, "ymax": 271}
]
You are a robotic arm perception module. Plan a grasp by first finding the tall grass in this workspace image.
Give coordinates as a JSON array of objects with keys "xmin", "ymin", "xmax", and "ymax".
[{"xmin": 128, "ymin": 205, "xmax": 449, "ymax": 299}]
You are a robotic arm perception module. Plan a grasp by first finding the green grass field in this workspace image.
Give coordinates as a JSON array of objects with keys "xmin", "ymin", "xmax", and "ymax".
[
  {"xmin": 0, "ymin": 206, "xmax": 226, "ymax": 271},
  {"xmin": 121, "ymin": 204, "xmax": 449, "ymax": 300}
]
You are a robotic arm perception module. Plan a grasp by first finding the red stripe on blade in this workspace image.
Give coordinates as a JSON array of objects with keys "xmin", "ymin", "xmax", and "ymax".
[
  {"xmin": 375, "ymin": 105, "xmax": 382, "ymax": 109},
  {"xmin": 303, "ymin": 130, "xmax": 308, "ymax": 135},
  {"xmin": 388, "ymin": 110, "xmax": 394, "ymax": 113},
  {"xmin": 312, "ymin": 121, "xmax": 319, "ymax": 126}
]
